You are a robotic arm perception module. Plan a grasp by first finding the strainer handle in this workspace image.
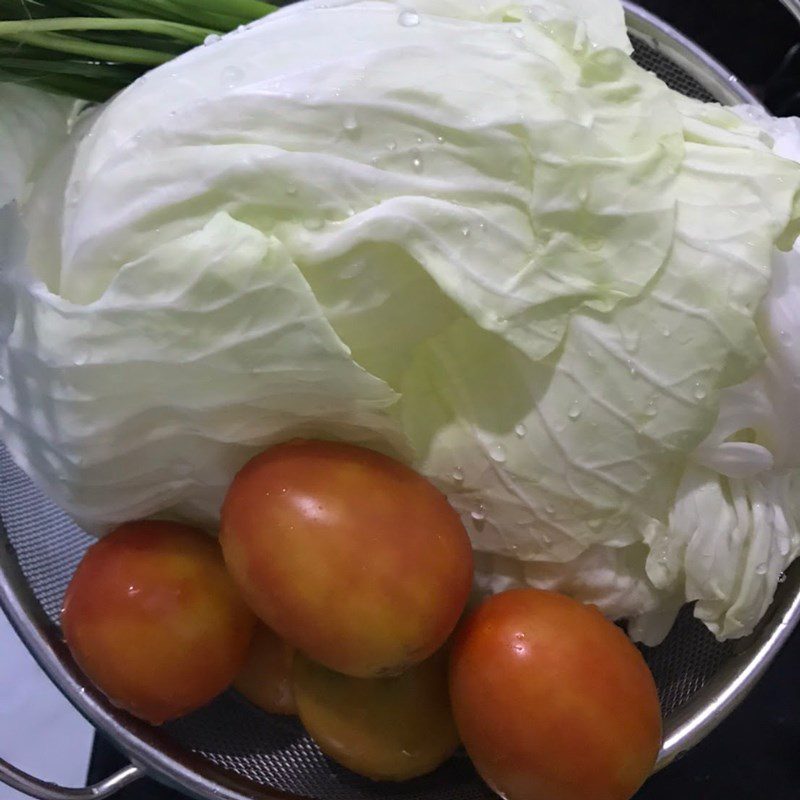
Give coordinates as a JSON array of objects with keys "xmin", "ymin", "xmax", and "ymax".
[
  {"xmin": 778, "ymin": 0, "xmax": 800, "ymax": 24},
  {"xmin": 0, "ymin": 758, "xmax": 142, "ymax": 800}
]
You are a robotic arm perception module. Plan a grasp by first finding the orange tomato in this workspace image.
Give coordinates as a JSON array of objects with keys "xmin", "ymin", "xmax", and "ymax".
[
  {"xmin": 293, "ymin": 648, "xmax": 459, "ymax": 781},
  {"xmin": 234, "ymin": 624, "xmax": 296, "ymax": 715},
  {"xmin": 62, "ymin": 520, "xmax": 255, "ymax": 724},
  {"xmin": 449, "ymin": 589, "xmax": 661, "ymax": 800},
  {"xmin": 220, "ymin": 439, "xmax": 473, "ymax": 677}
]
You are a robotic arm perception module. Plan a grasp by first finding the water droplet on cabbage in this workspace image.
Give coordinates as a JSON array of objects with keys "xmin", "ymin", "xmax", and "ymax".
[
  {"xmin": 342, "ymin": 111, "xmax": 359, "ymax": 133},
  {"xmin": 510, "ymin": 26, "xmax": 525, "ymax": 39},
  {"xmin": 204, "ymin": 33, "xmax": 221, "ymax": 46},
  {"xmin": 514, "ymin": 423, "xmax": 527, "ymax": 438},
  {"xmin": 221, "ymin": 65, "xmax": 244, "ymax": 88},
  {"xmin": 410, "ymin": 149, "xmax": 423, "ymax": 172},
  {"xmin": 461, "ymin": 225, "xmax": 471, "ymax": 238},
  {"xmin": 398, "ymin": 10, "xmax": 420, "ymax": 26},
  {"xmin": 778, "ymin": 572, "xmax": 787, "ymax": 584},
  {"xmin": 66, "ymin": 180, "xmax": 82, "ymax": 207},
  {"xmin": 755, "ymin": 562, "xmax": 768, "ymax": 575},
  {"xmin": 693, "ymin": 382, "xmax": 707, "ymax": 400},
  {"xmin": 567, "ymin": 401, "xmax": 581, "ymax": 420},
  {"xmin": 471, "ymin": 506, "xmax": 486, "ymax": 522},
  {"xmin": 74, "ymin": 349, "xmax": 90, "ymax": 366},
  {"xmin": 489, "ymin": 313, "xmax": 508, "ymax": 330},
  {"xmin": 620, "ymin": 324, "xmax": 639, "ymax": 354},
  {"xmin": 452, "ymin": 468, "xmax": 464, "ymax": 482},
  {"xmin": 490, "ymin": 443, "xmax": 507, "ymax": 463}
]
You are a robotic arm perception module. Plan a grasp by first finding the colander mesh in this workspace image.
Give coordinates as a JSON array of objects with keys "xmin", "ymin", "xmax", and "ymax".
[
  {"xmin": 631, "ymin": 35, "xmax": 715, "ymax": 101},
  {"xmin": 0, "ymin": 33, "xmax": 740, "ymax": 800}
]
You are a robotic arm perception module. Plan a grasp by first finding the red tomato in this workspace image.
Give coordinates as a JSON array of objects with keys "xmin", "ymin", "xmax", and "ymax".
[
  {"xmin": 449, "ymin": 589, "xmax": 661, "ymax": 800},
  {"xmin": 220, "ymin": 439, "xmax": 473, "ymax": 678},
  {"xmin": 293, "ymin": 648, "xmax": 459, "ymax": 781},
  {"xmin": 234, "ymin": 624, "xmax": 296, "ymax": 715},
  {"xmin": 62, "ymin": 521, "xmax": 256, "ymax": 724}
]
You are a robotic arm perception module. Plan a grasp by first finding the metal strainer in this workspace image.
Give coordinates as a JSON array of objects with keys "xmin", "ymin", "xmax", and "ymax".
[{"xmin": 2, "ymin": 2, "xmax": 800, "ymax": 798}]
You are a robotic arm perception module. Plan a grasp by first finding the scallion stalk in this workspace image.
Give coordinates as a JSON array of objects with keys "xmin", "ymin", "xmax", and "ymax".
[{"xmin": 0, "ymin": 0, "xmax": 278, "ymax": 101}]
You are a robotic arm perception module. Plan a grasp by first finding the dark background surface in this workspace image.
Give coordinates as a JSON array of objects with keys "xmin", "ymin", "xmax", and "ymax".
[
  {"xmin": 638, "ymin": 0, "xmax": 800, "ymax": 114},
  {"xmin": 88, "ymin": 1, "xmax": 800, "ymax": 799}
]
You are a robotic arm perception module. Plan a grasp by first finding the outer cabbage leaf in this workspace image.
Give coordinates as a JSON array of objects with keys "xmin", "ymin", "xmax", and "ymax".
[
  {"xmin": 58, "ymin": 0, "xmax": 682, "ymax": 368},
  {"xmin": 305, "ymin": 0, "xmax": 632, "ymax": 52},
  {"xmin": 0, "ymin": 210, "xmax": 401, "ymax": 531},
  {"xmin": 403, "ymin": 101, "xmax": 800, "ymax": 642},
  {"xmin": 644, "ymin": 465, "xmax": 800, "ymax": 640},
  {"xmin": 644, "ymin": 107, "xmax": 800, "ymax": 641},
  {"xmin": 401, "ymin": 100, "xmax": 800, "ymax": 633},
  {"xmin": 0, "ymin": 84, "xmax": 76, "ymax": 208}
]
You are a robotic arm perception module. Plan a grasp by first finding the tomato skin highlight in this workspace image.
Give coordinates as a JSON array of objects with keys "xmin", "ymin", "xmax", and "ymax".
[
  {"xmin": 449, "ymin": 589, "xmax": 662, "ymax": 800},
  {"xmin": 293, "ymin": 648, "xmax": 459, "ymax": 781},
  {"xmin": 61, "ymin": 520, "xmax": 256, "ymax": 724},
  {"xmin": 220, "ymin": 439, "xmax": 473, "ymax": 678},
  {"xmin": 234, "ymin": 624, "xmax": 296, "ymax": 715}
]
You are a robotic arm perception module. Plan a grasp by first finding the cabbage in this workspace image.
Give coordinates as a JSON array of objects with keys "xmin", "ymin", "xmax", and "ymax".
[
  {"xmin": 638, "ymin": 108, "xmax": 800, "ymax": 641},
  {"xmin": 1, "ymin": 0, "xmax": 800, "ymax": 642}
]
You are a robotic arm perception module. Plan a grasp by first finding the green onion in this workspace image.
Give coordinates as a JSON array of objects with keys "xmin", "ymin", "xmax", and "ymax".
[
  {"xmin": 0, "ymin": 17, "xmax": 214, "ymax": 43},
  {"xmin": 0, "ymin": 0, "xmax": 278, "ymax": 101}
]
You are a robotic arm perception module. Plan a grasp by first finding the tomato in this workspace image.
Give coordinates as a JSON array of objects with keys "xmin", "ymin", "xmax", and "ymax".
[
  {"xmin": 234, "ymin": 624, "xmax": 296, "ymax": 715},
  {"xmin": 449, "ymin": 589, "xmax": 661, "ymax": 800},
  {"xmin": 62, "ymin": 520, "xmax": 256, "ymax": 724},
  {"xmin": 293, "ymin": 648, "xmax": 459, "ymax": 781},
  {"xmin": 220, "ymin": 439, "xmax": 473, "ymax": 677}
]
